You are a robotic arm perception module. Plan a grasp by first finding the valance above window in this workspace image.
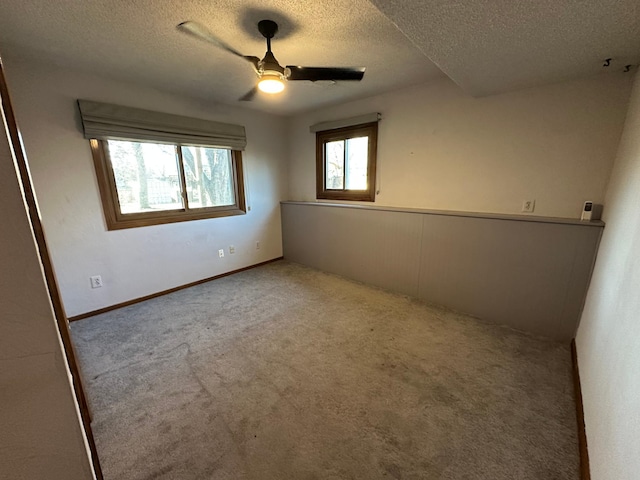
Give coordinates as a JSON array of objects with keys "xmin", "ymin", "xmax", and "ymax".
[
  {"xmin": 309, "ymin": 112, "xmax": 381, "ymax": 133},
  {"xmin": 77, "ymin": 100, "xmax": 247, "ymax": 151}
]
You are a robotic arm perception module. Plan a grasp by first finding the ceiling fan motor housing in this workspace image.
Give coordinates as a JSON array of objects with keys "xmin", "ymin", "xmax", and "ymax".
[
  {"xmin": 260, "ymin": 51, "xmax": 285, "ymax": 76},
  {"xmin": 257, "ymin": 20, "xmax": 278, "ymax": 39}
]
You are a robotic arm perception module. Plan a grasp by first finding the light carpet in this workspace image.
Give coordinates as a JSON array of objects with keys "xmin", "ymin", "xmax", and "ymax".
[{"xmin": 71, "ymin": 260, "xmax": 579, "ymax": 479}]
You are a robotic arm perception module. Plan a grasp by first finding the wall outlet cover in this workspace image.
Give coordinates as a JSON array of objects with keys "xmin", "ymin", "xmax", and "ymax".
[{"xmin": 522, "ymin": 199, "xmax": 536, "ymax": 213}]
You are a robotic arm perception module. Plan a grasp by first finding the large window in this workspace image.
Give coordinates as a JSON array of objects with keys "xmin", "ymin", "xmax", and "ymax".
[
  {"xmin": 316, "ymin": 122, "xmax": 377, "ymax": 202},
  {"xmin": 91, "ymin": 139, "xmax": 245, "ymax": 230},
  {"xmin": 77, "ymin": 99, "xmax": 248, "ymax": 230}
]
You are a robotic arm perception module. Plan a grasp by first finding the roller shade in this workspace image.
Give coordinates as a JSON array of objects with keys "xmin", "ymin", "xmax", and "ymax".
[
  {"xmin": 309, "ymin": 112, "xmax": 381, "ymax": 133},
  {"xmin": 78, "ymin": 100, "xmax": 247, "ymax": 150}
]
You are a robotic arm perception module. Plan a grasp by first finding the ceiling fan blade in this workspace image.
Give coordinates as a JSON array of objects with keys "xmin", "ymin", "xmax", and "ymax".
[
  {"xmin": 177, "ymin": 21, "xmax": 258, "ymax": 70},
  {"xmin": 286, "ymin": 66, "xmax": 366, "ymax": 82},
  {"xmin": 244, "ymin": 56, "xmax": 261, "ymax": 74},
  {"xmin": 239, "ymin": 87, "xmax": 259, "ymax": 102}
]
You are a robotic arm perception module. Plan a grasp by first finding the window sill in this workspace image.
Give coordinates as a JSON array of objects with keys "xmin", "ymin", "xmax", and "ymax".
[{"xmin": 105, "ymin": 207, "xmax": 246, "ymax": 230}]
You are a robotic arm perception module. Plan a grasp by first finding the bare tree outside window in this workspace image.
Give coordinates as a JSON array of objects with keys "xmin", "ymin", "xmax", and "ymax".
[
  {"xmin": 182, "ymin": 146, "xmax": 234, "ymax": 208},
  {"xmin": 92, "ymin": 139, "xmax": 245, "ymax": 230},
  {"xmin": 316, "ymin": 122, "xmax": 377, "ymax": 202},
  {"xmin": 107, "ymin": 140, "xmax": 182, "ymax": 214}
]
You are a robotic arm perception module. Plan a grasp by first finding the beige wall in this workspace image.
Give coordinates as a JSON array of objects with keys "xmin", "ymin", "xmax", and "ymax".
[
  {"xmin": 4, "ymin": 56, "xmax": 289, "ymax": 317},
  {"xmin": 282, "ymin": 202, "xmax": 602, "ymax": 341},
  {"xmin": 0, "ymin": 72, "xmax": 94, "ymax": 478},
  {"xmin": 288, "ymin": 74, "xmax": 631, "ymax": 218},
  {"xmin": 576, "ymin": 71, "xmax": 640, "ymax": 480}
]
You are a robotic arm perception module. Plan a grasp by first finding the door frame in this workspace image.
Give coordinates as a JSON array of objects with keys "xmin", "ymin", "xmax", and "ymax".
[{"xmin": 0, "ymin": 58, "xmax": 104, "ymax": 479}]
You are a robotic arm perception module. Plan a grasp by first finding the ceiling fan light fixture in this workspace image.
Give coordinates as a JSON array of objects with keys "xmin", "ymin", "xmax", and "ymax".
[
  {"xmin": 258, "ymin": 73, "xmax": 285, "ymax": 94},
  {"xmin": 176, "ymin": 20, "xmax": 366, "ymax": 102}
]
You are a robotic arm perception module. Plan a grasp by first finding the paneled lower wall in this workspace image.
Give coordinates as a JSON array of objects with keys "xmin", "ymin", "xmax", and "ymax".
[{"xmin": 281, "ymin": 202, "xmax": 603, "ymax": 341}]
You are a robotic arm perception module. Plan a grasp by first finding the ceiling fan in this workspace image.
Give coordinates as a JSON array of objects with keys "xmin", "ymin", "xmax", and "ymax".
[{"xmin": 177, "ymin": 19, "xmax": 366, "ymax": 101}]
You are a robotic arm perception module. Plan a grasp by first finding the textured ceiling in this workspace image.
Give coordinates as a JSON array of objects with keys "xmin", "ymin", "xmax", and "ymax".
[
  {"xmin": 0, "ymin": 0, "xmax": 443, "ymax": 115},
  {"xmin": 369, "ymin": 0, "xmax": 640, "ymax": 96},
  {"xmin": 1, "ymin": 1, "xmax": 638, "ymax": 115}
]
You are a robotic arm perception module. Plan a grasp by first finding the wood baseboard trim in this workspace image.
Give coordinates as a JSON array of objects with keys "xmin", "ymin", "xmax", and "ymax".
[
  {"xmin": 68, "ymin": 257, "xmax": 284, "ymax": 322},
  {"xmin": 571, "ymin": 339, "xmax": 591, "ymax": 480}
]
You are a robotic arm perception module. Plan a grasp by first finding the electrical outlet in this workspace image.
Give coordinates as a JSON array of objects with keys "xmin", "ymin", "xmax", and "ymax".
[
  {"xmin": 229, "ymin": 245, "xmax": 235, "ymax": 254},
  {"xmin": 521, "ymin": 199, "xmax": 536, "ymax": 213},
  {"xmin": 218, "ymin": 249, "xmax": 224, "ymax": 258},
  {"xmin": 255, "ymin": 241, "xmax": 260, "ymax": 250},
  {"xmin": 90, "ymin": 275, "xmax": 103, "ymax": 289}
]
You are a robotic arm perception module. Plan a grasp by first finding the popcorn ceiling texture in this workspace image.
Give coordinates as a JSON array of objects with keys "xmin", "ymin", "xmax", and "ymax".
[
  {"xmin": 0, "ymin": 0, "xmax": 442, "ymax": 115},
  {"xmin": 71, "ymin": 261, "xmax": 579, "ymax": 479},
  {"xmin": 1, "ymin": 0, "xmax": 637, "ymax": 113},
  {"xmin": 369, "ymin": 0, "xmax": 640, "ymax": 96}
]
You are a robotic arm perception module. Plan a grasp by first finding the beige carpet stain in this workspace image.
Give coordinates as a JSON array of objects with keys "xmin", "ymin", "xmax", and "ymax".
[{"xmin": 71, "ymin": 260, "xmax": 579, "ymax": 479}]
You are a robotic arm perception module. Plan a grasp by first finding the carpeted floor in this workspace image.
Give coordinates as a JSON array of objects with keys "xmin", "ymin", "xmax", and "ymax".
[{"xmin": 71, "ymin": 260, "xmax": 579, "ymax": 479}]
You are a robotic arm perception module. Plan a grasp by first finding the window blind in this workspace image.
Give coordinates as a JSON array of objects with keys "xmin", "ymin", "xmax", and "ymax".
[
  {"xmin": 77, "ymin": 100, "xmax": 247, "ymax": 150},
  {"xmin": 309, "ymin": 112, "xmax": 381, "ymax": 133}
]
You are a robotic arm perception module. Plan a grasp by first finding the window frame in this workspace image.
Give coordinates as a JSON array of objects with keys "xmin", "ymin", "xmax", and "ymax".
[
  {"xmin": 90, "ymin": 138, "xmax": 246, "ymax": 230},
  {"xmin": 315, "ymin": 122, "xmax": 378, "ymax": 202}
]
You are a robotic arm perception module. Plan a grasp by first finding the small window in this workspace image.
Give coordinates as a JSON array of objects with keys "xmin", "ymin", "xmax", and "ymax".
[
  {"xmin": 316, "ymin": 122, "xmax": 377, "ymax": 202},
  {"xmin": 91, "ymin": 139, "xmax": 245, "ymax": 230}
]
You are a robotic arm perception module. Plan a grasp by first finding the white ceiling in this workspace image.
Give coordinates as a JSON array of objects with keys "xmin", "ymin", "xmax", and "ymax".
[
  {"xmin": 0, "ymin": 1, "xmax": 638, "ymax": 115},
  {"xmin": 0, "ymin": 0, "xmax": 443, "ymax": 116},
  {"xmin": 369, "ymin": 0, "xmax": 640, "ymax": 96}
]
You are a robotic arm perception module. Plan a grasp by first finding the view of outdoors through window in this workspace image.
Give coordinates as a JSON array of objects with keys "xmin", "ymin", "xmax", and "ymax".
[
  {"xmin": 182, "ymin": 146, "xmax": 234, "ymax": 209},
  {"xmin": 325, "ymin": 136, "xmax": 368, "ymax": 190},
  {"xmin": 107, "ymin": 140, "xmax": 235, "ymax": 214},
  {"xmin": 108, "ymin": 140, "xmax": 182, "ymax": 213}
]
